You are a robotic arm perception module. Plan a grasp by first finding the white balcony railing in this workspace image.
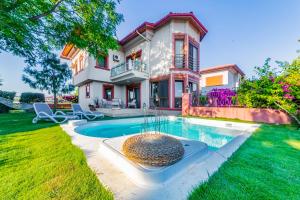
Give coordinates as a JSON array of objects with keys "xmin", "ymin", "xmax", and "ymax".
[{"xmin": 111, "ymin": 60, "xmax": 147, "ymax": 77}]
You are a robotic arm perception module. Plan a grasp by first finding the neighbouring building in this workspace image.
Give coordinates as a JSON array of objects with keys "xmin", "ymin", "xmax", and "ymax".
[
  {"xmin": 60, "ymin": 12, "xmax": 208, "ymax": 110},
  {"xmin": 199, "ymin": 64, "xmax": 245, "ymax": 95}
]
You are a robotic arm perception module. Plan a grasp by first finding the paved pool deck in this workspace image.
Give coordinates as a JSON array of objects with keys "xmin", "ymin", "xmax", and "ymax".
[{"xmin": 61, "ymin": 118, "xmax": 259, "ymax": 200}]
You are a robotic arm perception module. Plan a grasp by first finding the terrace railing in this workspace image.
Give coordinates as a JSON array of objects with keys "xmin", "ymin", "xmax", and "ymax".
[
  {"xmin": 174, "ymin": 54, "xmax": 185, "ymax": 68},
  {"xmin": 111, "ymin": 60, "xmax": 147, "ymax": 77}
]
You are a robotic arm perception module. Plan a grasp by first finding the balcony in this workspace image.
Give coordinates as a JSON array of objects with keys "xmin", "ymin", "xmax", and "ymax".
[{"xmin": 110, "ymin": 60, "xmax": 148, "ymax": 84}]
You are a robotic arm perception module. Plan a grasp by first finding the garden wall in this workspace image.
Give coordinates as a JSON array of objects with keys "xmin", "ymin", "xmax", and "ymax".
[{"xmin": 182, "ymin": 93, "xmax": 292, "ymax": 124}]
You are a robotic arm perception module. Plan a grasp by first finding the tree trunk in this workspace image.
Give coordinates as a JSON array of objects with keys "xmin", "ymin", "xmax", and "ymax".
[{"xmin": 53, "ymin": 92, "xmax": 57, "ymax": 112}]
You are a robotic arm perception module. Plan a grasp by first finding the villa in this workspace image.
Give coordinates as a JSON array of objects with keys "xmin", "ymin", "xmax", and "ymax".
[
  {"xmin": 2, "ymin": 4, "xmax": 299, "ymax": 200},
  {"xmin": 60, "ymin": 12, "xmax": 208, "ymax": 110}
]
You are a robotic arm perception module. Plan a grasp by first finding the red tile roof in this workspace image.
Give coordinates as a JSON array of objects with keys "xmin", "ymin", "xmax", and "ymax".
[
  {"xmin": 119, "ymin": 12, "xmax": 208, "ymax": 45},
  {"xmin": 61, "ymin": 12, "xmax": 208, "ymax": 59}
]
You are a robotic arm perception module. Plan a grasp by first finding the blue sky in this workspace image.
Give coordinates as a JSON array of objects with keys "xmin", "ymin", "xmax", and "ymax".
[{"xmin": 0, "ymin": 0, "xmax": 300, "ymax": 93}]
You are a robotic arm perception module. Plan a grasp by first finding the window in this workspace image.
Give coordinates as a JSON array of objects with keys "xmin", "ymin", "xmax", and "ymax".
[
  {"xmin": 174, "ymin": 80, "xmax": 184, "ymax": 108},
  {"xmin": 79, "ymin": 55, "xmax": 84, "ymax": 71},
  {"xmin": 103, "ymin": 85, "xmax": 114, "ymax": 100},
  {"xmin": 72, "ymin": 61, "xmax": 78, "ymax": 74},
  {"xmin": 174, "ymin": 39, "xmax": 185, "ymax": 68},
  {"xmin": 206, "ymin": 75, "xmax": 223, "ymax": 86},
  {"xmin": 150, "ymin": 82, "xmax": 159, "ymax": 107},
  {"xmin": 189, "ymin": 82, "xmax": 198, "ymax": 106},
  {"xmin": 96, "ymin": 55, "xmax": 108, "ymax": 69},
  {"xmin": 85, "ymin": 84, "xmax": 90, "ymax": 98},
  {"xmin": 188, "ymin": 43, "xmax": 199, "ymax": 71},
  {"xmin": 158, "ymin": 80, "xmax": 169, "ymax": 108},
  {"xmin": 189, "ymin": 82, "xmax": 197, "ymax": 93}
]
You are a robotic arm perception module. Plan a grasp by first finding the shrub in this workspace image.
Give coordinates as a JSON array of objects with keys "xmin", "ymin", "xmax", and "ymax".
[
  {"xmin": 237, "ymin": 58, "xmax": 300, "ymax": 126},
  {"xmin": 0, "ymin": 90, "xmax": 16, "ymax": 113},
  {"xmin": 20, "ymin": 92, "xmax": 45, "ymax": 103},
  {"xmin": 237, "ymin": 58, "xmax": 299, "ymax": 114},
  {"xmin": 199, "ymin": 95, "xmax": 207, "ymax": 106}
]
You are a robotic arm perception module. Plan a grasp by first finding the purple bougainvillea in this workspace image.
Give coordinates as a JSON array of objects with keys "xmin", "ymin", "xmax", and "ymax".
[
  {"xmin": 282, "ymin": 84, "xmax": 291, "ymax": 93},
  {"xmin": 207, "ymin": 88, "xmax": 236, "ymax": 107}
]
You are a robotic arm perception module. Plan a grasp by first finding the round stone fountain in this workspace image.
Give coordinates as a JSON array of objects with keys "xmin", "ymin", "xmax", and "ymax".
[{"xmin": 122, "ymin": 133, "xmax": 184, "ymax": 167}]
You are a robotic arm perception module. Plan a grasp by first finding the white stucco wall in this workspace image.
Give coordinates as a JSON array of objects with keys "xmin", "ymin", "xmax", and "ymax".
[
  {"xmin": 78, "ymin": 84, "xmax": 93, "ymax": 110},
  {"xmin": 108, "ymin": 49, "xmax": 125, "ymax": 68},
  {"xmin": 150, "ymin": 23, "xmax": 172, "ymax": 77}
]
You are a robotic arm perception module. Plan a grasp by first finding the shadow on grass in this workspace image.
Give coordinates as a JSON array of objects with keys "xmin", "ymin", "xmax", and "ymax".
[{"xmin": 0, "ymin": 112, "xmax": 57, "ymax": 135}]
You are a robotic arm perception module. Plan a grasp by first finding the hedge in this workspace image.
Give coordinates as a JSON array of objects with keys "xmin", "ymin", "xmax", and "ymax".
[
  {"xmin": 0, "ymin": 90, "xmax": 16, "ymax": 113},
  {"xmin": 20, "ymin": 92, "xmax": 45, "ymax": 103}
]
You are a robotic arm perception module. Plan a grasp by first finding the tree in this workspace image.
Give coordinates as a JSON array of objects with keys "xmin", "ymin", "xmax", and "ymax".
[
  {"xmin": 237, "ymin": 58, "xmax": 300, "ymax": 126},
  {"xmin": 0, "ymin": 75, "xmax": 2, "ymax": 86},
  {"xmin": 0, "ymin": 0, "xmax": 123, "ymax": 63},
  {"xmin": 22, "ymin": 53, "xmax": 73, "ymax": 110}
]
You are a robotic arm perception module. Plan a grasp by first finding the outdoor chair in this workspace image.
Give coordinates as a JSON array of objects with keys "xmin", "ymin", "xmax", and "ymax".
[
  {"xmin": 32, "ymin": 103, "xmax": 78, "ymax": 124},
  {"xmin": 128, "ymin": 99, "xmax": 137, "ymax": 108},
  {"xmin": 72, "ymin": 104, "xmax": 104, "ymax": 120}
]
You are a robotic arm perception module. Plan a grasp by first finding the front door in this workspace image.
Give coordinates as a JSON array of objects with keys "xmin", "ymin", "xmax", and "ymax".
[{"xmin": 127, "ymin": 84, "xmax": 140, "ymax": 108}]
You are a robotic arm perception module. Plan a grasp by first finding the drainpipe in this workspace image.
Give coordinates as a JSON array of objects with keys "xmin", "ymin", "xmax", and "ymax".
[{"xmin": 136, "ymin": 30, "xmax": 151, "ymax": 109}]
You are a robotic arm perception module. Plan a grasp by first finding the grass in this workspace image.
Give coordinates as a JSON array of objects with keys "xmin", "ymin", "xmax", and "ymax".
[
  {"xmin": 0, "ymin": 112, "xmax": 113, "ymax": 200},
  {"xmin": 189, "ymin": 124, "xmax": 300, "ymax": 200},
  {"xmin": 1, "ymin": 112, "xmax": 299, "ymax": 199}
]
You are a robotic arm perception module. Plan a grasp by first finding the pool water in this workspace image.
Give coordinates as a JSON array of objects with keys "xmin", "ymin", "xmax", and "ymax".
[{"xmin": 75, "ymin": 118, "xmax": 240, "ymax": 150}]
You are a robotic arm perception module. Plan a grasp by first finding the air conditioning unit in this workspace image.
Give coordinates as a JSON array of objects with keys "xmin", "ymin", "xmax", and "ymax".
[{"xmin": 113, "ymin": 55, "xmax": 119, "ymax": 62}]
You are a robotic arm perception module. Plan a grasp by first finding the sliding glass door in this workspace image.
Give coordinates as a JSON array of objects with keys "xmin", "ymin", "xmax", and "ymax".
[{"xmin": 150, "ymin": 80, "xmax": 169, "ymax": 108}]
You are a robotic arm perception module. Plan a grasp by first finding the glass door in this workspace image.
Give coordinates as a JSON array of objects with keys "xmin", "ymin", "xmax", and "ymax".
[
  {"xmin": 174, "ymin": 80, "xmax": 184, "ymax": 108},
  {"xmin": 127, "ymin": 85, "xmax": 140, "ymax": 108}
]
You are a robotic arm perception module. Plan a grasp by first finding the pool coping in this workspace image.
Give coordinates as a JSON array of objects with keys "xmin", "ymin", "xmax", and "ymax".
[{"xmin": 61, "ymin": 117, "xmax": 260, "ymax": 200}]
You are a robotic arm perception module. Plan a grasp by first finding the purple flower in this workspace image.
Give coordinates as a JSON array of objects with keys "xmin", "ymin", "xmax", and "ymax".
[
  {"xmin": 282, "ymin": 84, "xmax": 290, "ymax": 93},
  {"xmin": 284, "ymin": 93, "xmax": 294, "ymax": 100}
]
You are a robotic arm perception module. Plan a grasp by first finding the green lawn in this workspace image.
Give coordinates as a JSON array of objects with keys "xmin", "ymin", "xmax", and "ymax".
[
  {"xmin": 189, "ymin": 124, "xmax": 300, "ymax": 200},
  {"xmin": 0, "ymin": 112, "xmax": 113, "ymax": 200},
  {"xmin": 1, "ymin": 112, "xmax": 299, "ymax": 200}
]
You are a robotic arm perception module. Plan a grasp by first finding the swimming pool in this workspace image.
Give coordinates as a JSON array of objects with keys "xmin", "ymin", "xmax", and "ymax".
[{"xmin": 75, "ymin": 117, "xmax": 242, "ymax": 149}]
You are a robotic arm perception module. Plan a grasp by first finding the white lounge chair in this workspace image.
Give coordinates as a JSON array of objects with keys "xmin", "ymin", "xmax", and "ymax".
[
  {"xmin": 72, "ymin": 104, "xmax": 104, "ymax": 120},
  {"xmin": 128, "ymin": 99, "xmax": 137, "ymax": 108},
  {"xmin": 32, "ymin": 103, "xmax": 78, "ymax": 124}
]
